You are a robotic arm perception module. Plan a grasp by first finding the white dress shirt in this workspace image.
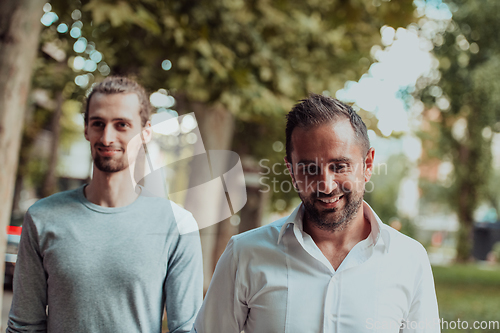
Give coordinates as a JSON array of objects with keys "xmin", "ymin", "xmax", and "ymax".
[{"xmin": 193, "ymin": 202, "xmax": 440, "ymax": 333}]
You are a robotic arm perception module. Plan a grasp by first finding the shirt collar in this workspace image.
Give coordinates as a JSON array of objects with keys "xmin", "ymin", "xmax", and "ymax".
[
  {"xmin": 277, "ymin": 201, "xmax": 391, "ymax": 253},
  {"xmin": 277, "ymin": 204, "xmax": 303, "ymax": 245},
  {"xmin": 363, "ymin": 201, "xmax": 391, "ymax": 253}
]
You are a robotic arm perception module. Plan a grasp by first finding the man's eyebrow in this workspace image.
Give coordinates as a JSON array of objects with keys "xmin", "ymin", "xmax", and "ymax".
[
  {"xmin": 329, "ymin": 157, "xmax": 352, "ymax": 164},
  {"xmin": 88, "ymin": 116, "xmax": 133, "ymax": 122},
  {"xmin": 296, "ymin": 157, "xmax": 353, "ymax": 166},
  {"xmin": 112, "ymin": 117, "xmax": 133, "ymax": 122},
  {"xmin": 296, "ymin": 159, "xmax": 318, "ymax": 166}
]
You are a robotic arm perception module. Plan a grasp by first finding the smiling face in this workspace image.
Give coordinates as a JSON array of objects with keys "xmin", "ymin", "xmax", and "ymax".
[
  {"xmin": 84, "ymin": 92, "xmax": 150, "ymax": 174},
  {"xmin": 287, "ymin": 118, "xmax": 374, "ymax": 232}
]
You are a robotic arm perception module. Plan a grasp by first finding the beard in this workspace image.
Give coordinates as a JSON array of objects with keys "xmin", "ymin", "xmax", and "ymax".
[
  {"xmin": 300, "ymin": 188, "xmax": 364, "ymax": 232},
  {"xmin": 92, "ymin": 144, "xmax": 129, "ymax": 173}
]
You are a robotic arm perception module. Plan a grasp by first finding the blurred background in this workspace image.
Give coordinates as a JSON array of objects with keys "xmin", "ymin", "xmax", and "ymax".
[{"xmin": 1, "ymin": 0, "xmax": 499, "ymax": 332}]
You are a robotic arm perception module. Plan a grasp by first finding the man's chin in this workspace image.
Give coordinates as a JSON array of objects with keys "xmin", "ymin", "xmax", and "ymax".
[
  {"xmin": 95, "ymin": 166, "xmax": 126, "ymax": 173},
  {"xmin": 310, "ymin": 217, "xmax": 347, "ymax": 232},
  {"xmin": 315, "ymin": 211, "xmax": 345, "ymax": 226},
  {"xmin": 303, "ymin": 196, "xmax": 363, "ymax": 231},
  {"xmin": 93, "ymin": 157, "xmax": 128, "ymax": 173}
]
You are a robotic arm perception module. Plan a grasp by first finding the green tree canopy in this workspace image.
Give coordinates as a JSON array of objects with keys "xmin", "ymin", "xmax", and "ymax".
[
  {"xmin": 30, "ymin": 0, "xmax": 417, "ymax": 211},
  {"xmin": 420, "ymin": 0, "xmax": 500, "ymax": 261}
]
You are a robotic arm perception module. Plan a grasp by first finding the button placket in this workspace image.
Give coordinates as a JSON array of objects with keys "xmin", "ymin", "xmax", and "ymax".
[{"xmin": 324, "ymin": 273, "xmax": 340, "ymax": 332}]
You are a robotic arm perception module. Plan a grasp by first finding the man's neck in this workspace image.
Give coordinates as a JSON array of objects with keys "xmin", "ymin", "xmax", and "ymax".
[
  {"xmin": 84, "ymin": 167, "xmax": 139, "ymax": 208},
  {"xmin": 303, "ymin": 205, "xmax": 371, "ymax": 270}
]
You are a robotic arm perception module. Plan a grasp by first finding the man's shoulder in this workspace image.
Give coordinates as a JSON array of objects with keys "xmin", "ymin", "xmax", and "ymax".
[
  {"xmin": 28, "ymin": 187, "xmax": 82, "ymax": 215},
  {"xmin": 380, "ymin": 222, "xmax": 429, "ymax": 261},
  {"xmin": 230, "ymin": 215, "xmax": 289, "ymax": 251},
  {"xmin": 142, "ymin": 194, "xmax": 189, "ymax": 213},
  {"xmin": 138, "ymin": 187, "xmax": 193, "ymax": 218},
  {"xmin": 138, "ymin": 190, "xmax": 196, "ymax": 233}
]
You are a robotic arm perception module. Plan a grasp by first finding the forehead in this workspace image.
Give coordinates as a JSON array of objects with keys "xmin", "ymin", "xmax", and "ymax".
[
  {"xmin": 290, "ymin": 119, "xmax": 363, "ymax": 163},
  {"xmin": 88, "ymin": 92, "xmax": 141, "ymax": 120}
]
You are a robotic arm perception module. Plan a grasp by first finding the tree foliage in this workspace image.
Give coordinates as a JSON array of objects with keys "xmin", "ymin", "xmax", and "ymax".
[
  {"xmin": 420, "ymin": 0, "xmax": 500, "ymax": 261},
  {"xmin": 78, "ymin": 0, "xmax": 415, "ymax": 114},
  {"xmin": 23, "ymin": 0, "xmax": 417, "ymax": 212}
]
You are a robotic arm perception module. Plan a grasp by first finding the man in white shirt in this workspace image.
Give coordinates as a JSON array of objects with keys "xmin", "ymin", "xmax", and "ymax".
[{"xmin": 192, "ymin": 94, "xmax": 440, "ymax": 333}]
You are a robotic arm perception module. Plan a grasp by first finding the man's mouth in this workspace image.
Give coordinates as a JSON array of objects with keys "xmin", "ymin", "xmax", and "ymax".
[
  {"xmin": 318, "ymin": 195, "xmax": 342, "ymax": 203},
  {"xmin": 96, "ymin": 146, "xmax": 122, "ymax": 156},
  {"xmin": 316, "ymin": 195, "xmax": 344, "ymax": 208}
]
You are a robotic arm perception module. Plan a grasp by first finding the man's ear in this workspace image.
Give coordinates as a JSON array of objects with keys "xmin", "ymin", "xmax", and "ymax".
[
  {"xmin": 141, "ymin": 121, "xmax": 152, "ymax": 144},
  {"xmin": 364, "ymin": 147, "xmax": 375, "ymax": 182}
]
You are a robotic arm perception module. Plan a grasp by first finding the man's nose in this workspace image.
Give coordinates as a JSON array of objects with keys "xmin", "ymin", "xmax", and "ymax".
[
  {"xmin": 317, "ymin": 170, "xmax": 338, "ymax": 195},
  {"xmin": 100, "ymin": 125, "xmax": 116, "ymax": 145}
]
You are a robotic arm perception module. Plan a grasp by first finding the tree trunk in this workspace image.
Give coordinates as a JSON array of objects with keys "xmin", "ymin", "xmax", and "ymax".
[
  {"xmin": 175, "ymin": 96, "xmax": 236, "ymax": 291},
  {"xmin": 41, "ymin": 91, "xmax": 64, "ymax": 198},
  {"xmin": 11, "ymin": 173, "xmax": 24, "ymax": 214},
  {"xmin": 0, "ymin": 0, "xmax": 44, "ymax": 311},
  {"xmin": 455, "ymin": 143, "xmax": 478, "ymax": 262},
  {"xmin": 456, "ymin": 186, "xmax": 474, "ymax": 262},
  {"xmin": 238, "ymin": 157, "xmax": 269, "ymax": 234},
  {"xmin": 11, "ymin": 101, "xmax": 37, "ymax": 214}
]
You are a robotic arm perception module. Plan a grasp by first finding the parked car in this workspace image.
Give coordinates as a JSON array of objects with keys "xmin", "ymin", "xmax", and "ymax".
[{"xmin": 4, "ymin": 223, "xmax": 22, "ymax": 289}]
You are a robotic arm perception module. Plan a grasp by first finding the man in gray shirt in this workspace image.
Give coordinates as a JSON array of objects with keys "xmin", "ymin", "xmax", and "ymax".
[{"xmin": 8, "ymin": 77, "xmax": 203, "ymax": 333}]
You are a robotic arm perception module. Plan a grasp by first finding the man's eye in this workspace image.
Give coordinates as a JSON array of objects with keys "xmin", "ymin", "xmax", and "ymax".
[
  {"xmin": 306, "ymin": 165, "xmax": 319, "ymax": 175},
  {"xmin": 91, "ymin": 122, "xmax": 104, "ymax": 127},
  {"xmin": 117, "ymin": 123, "xmax": 129, "ymax": 128},
  {"xmin": 333, "ymin": 164, "xmax": 348, "ymax": 172}
]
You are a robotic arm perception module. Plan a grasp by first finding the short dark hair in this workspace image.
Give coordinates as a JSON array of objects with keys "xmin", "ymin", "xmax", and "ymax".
[
  {"xmin": 84, "ymin": 76, "xmax": 152, "ymax": 126},
  {"xmin": 285, "ymin": 94, "xmax": 370, "ymax": 164}
]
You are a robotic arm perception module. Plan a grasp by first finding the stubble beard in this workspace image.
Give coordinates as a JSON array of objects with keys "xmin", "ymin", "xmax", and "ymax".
[
  {"xmin": 300, "ymin": 188, "xmax": 364, "ymax": 232},
  {"xmin": 92, "ymin": 146, "xmax": 129, "ymax": 173}
]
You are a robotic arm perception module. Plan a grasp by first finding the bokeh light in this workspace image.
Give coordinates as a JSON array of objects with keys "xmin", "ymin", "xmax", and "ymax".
[
  {"xmin": 73, "ymin": 38, "xmax": 87, "ymax": 53},
  {"xmin": 57, "ymin": 23, "xmax": 68, "ymax": 33},
  {"xmin": 89, "ymin": 51, "xmax": 102, "ymax": 63},
  {"xmin": 186, "ymin": 132, "xmax": 198, "ymax": 144},
  {"xmin": 414, "ymin": 0, "xmax": 453, "ymax": 20},
  {"xmin": 229, "ymin": 215, "xmax": 241, "ymax": 226},
  {"xmin": 275, "ymin": 199, "xmax": 287, "ymax": 211},
  {"xmin": 272, "ymin": 141, "xmax": 284, "ymax": 152},
  {"xmin": 150, "ymin": 92, "xmax": 175, "ymax": 108},
  {"xmin": 40, "ymin": 12, "xmax": 58, "ymax": 27},
  {"xmin": 162, "ymin": 60, "xmax": 172, "ymax": 71},
  {"xmin": 180, "ymin": 114, "xmax": 197, "ymax": 133},
  {"xmin": 83, "ymin": 60, "xmax": 97, "ymax": 72},
  {"xmin": 71, "ymin": 9, "xmax": 82, "ymax": 20},
  {"xmin": 151, "ymin": 113, "xmax": 180, "ymax": 136},
  {"xmin": 381, "ymin": 26, "xmax": 396, "ymax": 46},
  {"xmin": 85, "ymin": 42, "xmax": 95, "ymax": 54},
  {"xmin": 70, "ymin": 27, "xmax": 81, "ymax": 38},
  {"xmin": 73, "ymin": 56, "xmax": 85, "ymax": 71},
  {"xmin": 157, "ymin": 108, "xmax": 178, "ymax": 117},
  {"xmin": 98, "ymin": 63, "xmax": 110, "ymax": 76},
  {"xmin": 74, "ymin": 74, "xmax": 90, "ymax": 88}
]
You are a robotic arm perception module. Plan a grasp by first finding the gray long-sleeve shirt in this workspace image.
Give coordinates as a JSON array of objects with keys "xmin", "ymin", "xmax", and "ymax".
[{"xmin": 7, "ymin": 185, "xmax": 203, "ymax": 333}]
